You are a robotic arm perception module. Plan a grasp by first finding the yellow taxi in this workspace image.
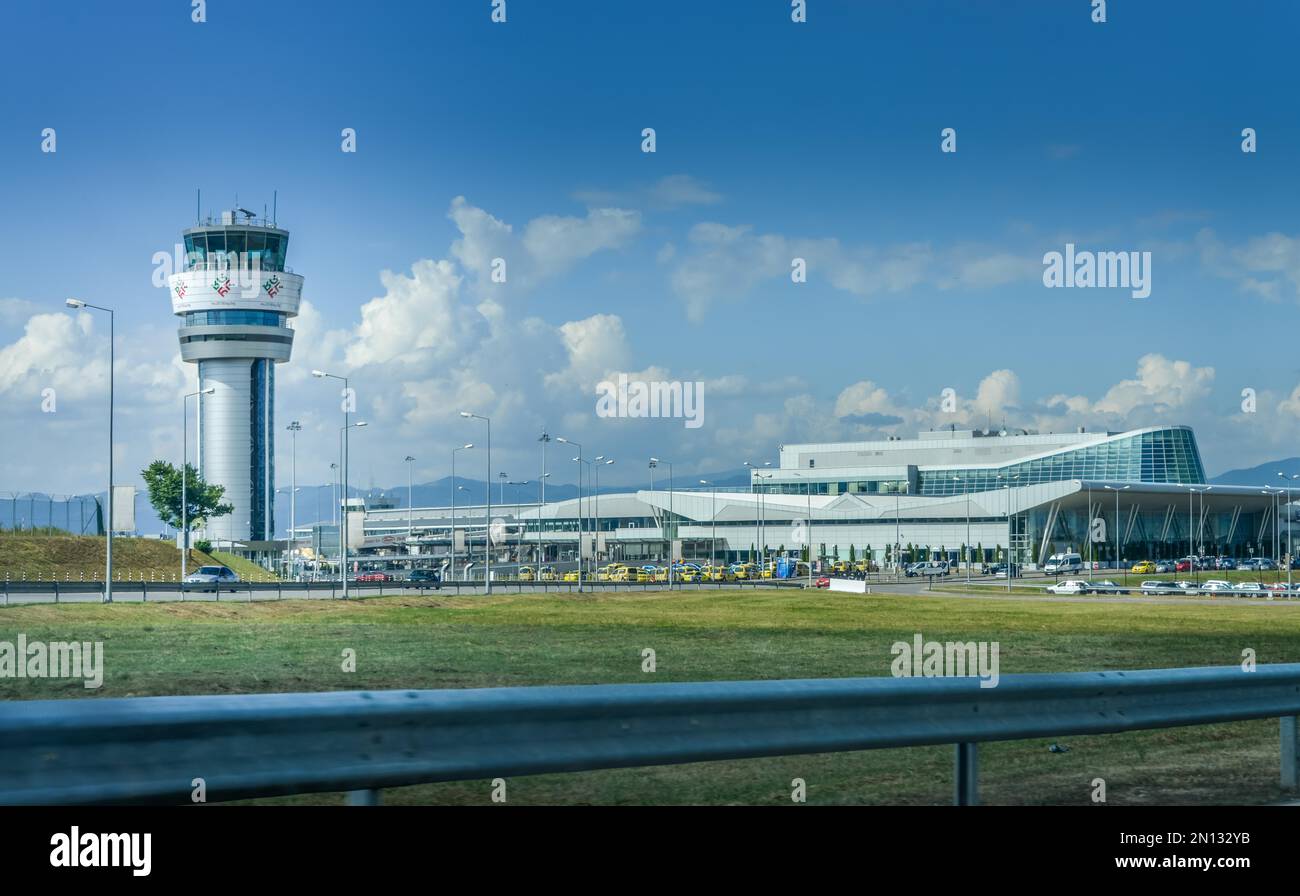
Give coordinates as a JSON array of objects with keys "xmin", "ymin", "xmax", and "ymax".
[
  {"xmin": 518, "ymin": 566, "xmax": 535, "ymax": 582},
  {"xmin": 1130, "ymin": 560, "xmax": 1156, "ymax": 574},
  {"xmin": 562, "ymin": 570, "xmax": 580, "ymax": 582},
  {"xmin": 539, "ymin": 566, "xmax": 557, "ymax": 582}
]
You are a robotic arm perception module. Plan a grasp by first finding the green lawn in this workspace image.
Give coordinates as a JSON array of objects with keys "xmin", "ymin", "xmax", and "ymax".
[
  {"xmin": 3, "ymin": 590, "xmax": 1298, "ymax": 805},
  {"xmin": 0, "ymin": 534, "xmax": 219, "ymax": 583}
]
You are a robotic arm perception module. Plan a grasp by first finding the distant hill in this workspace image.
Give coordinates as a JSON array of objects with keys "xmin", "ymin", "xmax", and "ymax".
[{"xmin": 1210, "ymin": 457, "xmax": 1300, "ymax": 486}]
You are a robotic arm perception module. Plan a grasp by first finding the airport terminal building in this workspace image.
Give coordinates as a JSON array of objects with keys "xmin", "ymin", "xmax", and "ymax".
[{"xmin": 293, "ymin": 425, "xmax": 1292, "ymax": 575}]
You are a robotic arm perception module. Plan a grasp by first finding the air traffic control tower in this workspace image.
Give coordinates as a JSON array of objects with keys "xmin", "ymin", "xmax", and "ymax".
[{"xmin": 168, "ymin": 208, "xmax": 302, "ymax": 543}]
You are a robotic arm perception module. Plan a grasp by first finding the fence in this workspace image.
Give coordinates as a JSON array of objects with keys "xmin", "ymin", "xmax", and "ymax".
[
  {"xmin": 1, "ymin": 664, "xmax": 1297, "ymax": 805},
  {"xmin": 0, "ymin": 493, "xmax": 102, "ymax": 535}
]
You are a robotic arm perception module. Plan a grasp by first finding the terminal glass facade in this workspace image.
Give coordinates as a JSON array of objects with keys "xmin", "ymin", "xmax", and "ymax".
[{"xmin": 916, "ymin": 429, "xmax": 1205, "ymax": 496}]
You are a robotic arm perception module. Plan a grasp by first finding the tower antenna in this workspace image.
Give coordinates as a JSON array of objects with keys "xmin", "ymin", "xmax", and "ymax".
[
  {"xmin": 273, "ymin": 190, "xmax": 277, "ymax": 226},
  {"xmin": 196, "ymin": 189, "xmax": 201, "ymax": 223}
]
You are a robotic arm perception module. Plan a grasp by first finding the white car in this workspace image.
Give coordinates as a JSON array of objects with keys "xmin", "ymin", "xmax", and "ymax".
[
  {"xmin": 1232, "ymin": 581, "xmax": 1263, "ymax": 593},
  {"xmin": 1140, "ymin": 580, "xmax": 1180, "ymax": 595},
  {"xmin": 1047, "ymin": 579, "xmax": 1090, "ymax": 594},
  {"xmin": 183, "ymin": 565, "xmax": 240, "ymax": 590},
  {"xmin": 1200, "ymin": 580, "xmax": 1232, "ymax": 592}
]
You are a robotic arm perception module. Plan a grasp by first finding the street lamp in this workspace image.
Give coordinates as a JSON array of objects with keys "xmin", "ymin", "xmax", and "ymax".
[
  {"xmin": 538, "ymin": 432, "xmax": 551, "ymax": 574},
  {"xmin": 451, "ymin": 443, "xmax": 473, "ymax": 583},
  {"xmin": 286, "ymin": 421, "xmax": 302, "ymax": 580},
  {"xmin": 404, "ymin": 455, "xmax": 416, "ymax": 543},
  {"xmin": 66, "ymin": 298, "xmax": 115, "ymax": 602},
  {"xmin": 1189, "ymin": 485, "xmax": 1212, "ymax": 586},
  {"xmin": 181, "ymin": 386, "xmax": 215, "ymax": 582},
  {"xmin": 700, "ymin": 480, "xmax": 717, "ymax": 569},
  {"xmin": 592, "ymin": 457, "xmax": 613, "ymax": 565},
  {"xmin": 1279, "ymin": 473, "xmax": 1299, "ymax": 591},
  {"xmin": 536, "ymin": 472, "xmax": 551, "ymax": 570},
  {"xmin": 953, "ymin": 475, "xmax": 971, "ymax": 582},
  {"xmin": 650, "ymin": 457, "xmax": 674, "ymax": 589},
  {"xmin": 557, "ymin": 437, "xmax": 583, "ymax": 590},
  {"xmin": 461, "ymin": 412, "xmax": 492, "ymax": 593},
  {"xmin": 1104, "ymin": 485, "xmax": 1130, "ymax": 585},
  {"xmin": 313, "ymin": 369, "xmax": 353, "ymax": 593},
  {"xmin": 996, "ymin": 473, "xmax": 1018, "ymax": 593},
  {"xmin": 337, "ymin": 421, "xmax": 367, "ymax": 597}
]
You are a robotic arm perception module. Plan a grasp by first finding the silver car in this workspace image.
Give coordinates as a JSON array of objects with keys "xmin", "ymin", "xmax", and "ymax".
[{"xmin": 183, "ymin": 565, "xmax": 240, "ymax": 590}]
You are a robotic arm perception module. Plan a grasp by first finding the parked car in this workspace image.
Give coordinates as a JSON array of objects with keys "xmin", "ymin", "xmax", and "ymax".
[
  {"xmin": 1130, "ymin": 560, "xmax": 1156, "ymax": 574},
  {"xmin": 1047, "ymin": 579, "xmax": 1090, "ymax": 594},
  {"xmin": 183, "ymin": 565, "xmax": 240, "ymax": 591},
  {"xmin": 1200, "ymin": 580, "xmax": 1232, "ymax": 592},
  {"xmin": 354, "ymin": 571, "xmax": 392, "ymax": 583},
  {"xmin": 814, "ymin": 576, "xmax": 830, "ymax": 589},
  {"xmin": 1233, "ymin": 581, "xmax": 1264, "ymax": 593},
  {"xmin": 1174, "ymin": 559, "xmax": 1192, "ymax": 572},
  {"xmin": 988, "ymin": 562, "xmax": 1022, "ymax": 578},
  {"xmin": 1140, "ymin": 580, "xmax": 1181, "ymax": 595},
  {"xmin": 408, "ymin": 569, "xmax": 441, "ymax": 589}
]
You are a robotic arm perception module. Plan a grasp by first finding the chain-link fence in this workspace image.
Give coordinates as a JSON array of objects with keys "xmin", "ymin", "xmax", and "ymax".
[{"xmin": 0, "ymin": 493, "xmax": 103, "ymax": 535}]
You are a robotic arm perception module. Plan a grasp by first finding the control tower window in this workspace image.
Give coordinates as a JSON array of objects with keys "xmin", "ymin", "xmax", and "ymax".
[
  {"xmin": 184, "ymin": 233, "xmax": 206, "ymax": 269},
  {"xmin": 265, "ymin": 234, "xmax": 286, "ymax": 271},
  {"xmin": 225, "ymin": 231, "xmax": 247, "ymax": 261}
]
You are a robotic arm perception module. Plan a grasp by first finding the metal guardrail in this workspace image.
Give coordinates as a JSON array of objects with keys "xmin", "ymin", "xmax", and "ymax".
[
  {"xmin": 0, "ymin": 578, "xmax": 812, "ymax": 604},
  {"xmin": 1, "ymin": 665, "xmax": 1298, "ymax": 805}
]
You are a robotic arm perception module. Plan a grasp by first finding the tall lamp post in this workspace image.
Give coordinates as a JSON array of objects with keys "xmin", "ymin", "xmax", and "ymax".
[
  {"xmin": 337, "ymin": 421, "xmax": 367, "ymax": 598},
  {"xmin": 1104, "ymin": 485, "xmax": 1130, "ymax": 585},
  {"xmin": 286, "ymin": 421, "xmax": 302, "ymax": 580},
  {"xmin": 593, "ymin": 457, "xmax": 613, "ymax": 565},
  {"xmin": 451, "ymin": 443, "xmax": 474, "ymax": 583},
  {"xmin": 557, "ymin": 437, "xmax": 583, "ymax": 590},
  {"xmin": 536, "ymin": 472, "xmax": 550, "ymax": 568},
  {"xmin": 66, "ymin": 298, "xmax": 115, "ymax": 603},
  {"xmin": 460, "ymin": 411, "xmax": 492, "ymax": 594},
  {"xmin": 1279, "ymin": 472, "xmax": 1299, "ymax": 591},
  {"xmin": 700, "ymin": 480, "xmax": 717, "ymax": 569},
  {"xmin": 404, "ymin": 455, "xmax": 416, "ymax": 542},
  {"xmin": 538, "ymin": 432, "xmax": 551, "ymax": 571},
  {"xmin": 953, "ymin": 475, "xmax": 971, "ymax": 582},
  {"xmin": 996, "ymin": 473, "xmax": 1018, "ymax": 593},
  {"xmin": 650, "ymin": 458, "xmax": 674, "ymax": 589},
  {"xmin": 313, "ymin": 369, "xmax": 352, "ymax": 592},
  {"xmin": 181, "ymin": 386, "xmax": 215, "ymax": 582},
  {"xmin": 1189, "ymin": 485, "xmax": 1212, "ymax": 587}
]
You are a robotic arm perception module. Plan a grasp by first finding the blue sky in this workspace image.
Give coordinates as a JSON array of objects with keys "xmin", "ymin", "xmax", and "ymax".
[{"xmin": 3, "ymin": 0, "xmax": 1300, "ymax": 517}]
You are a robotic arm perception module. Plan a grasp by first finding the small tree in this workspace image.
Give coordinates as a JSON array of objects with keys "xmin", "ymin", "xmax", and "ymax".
[
  {"xmin": 849, "ymin": 544, "xmax": 856, "ymax": 563},
  {"xmin": 141, "ymin": 460, "xmax": 233, "ymax": 548}
]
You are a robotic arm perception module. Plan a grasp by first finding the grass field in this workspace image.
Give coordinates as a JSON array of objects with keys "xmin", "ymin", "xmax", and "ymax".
[
  {"xmin": 0, "ymin": 535, "xmax": 219, "ymax": 582},
  {"xmin": 3, "ymin": 589, "xmax": 1298, "ymax": 805}
]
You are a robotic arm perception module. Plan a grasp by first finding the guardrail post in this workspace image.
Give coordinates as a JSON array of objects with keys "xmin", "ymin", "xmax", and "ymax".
[
  {"xmin": 347, "ymin": 788, "xmax": 381, "ymax": 806},
  {"xmin": 1283, "ymin": 716, "xmax": 1300, "ymax": 790},
  {"xmin": 954, "ymin": 742, "xmax": 979, "ymax": 806}
]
